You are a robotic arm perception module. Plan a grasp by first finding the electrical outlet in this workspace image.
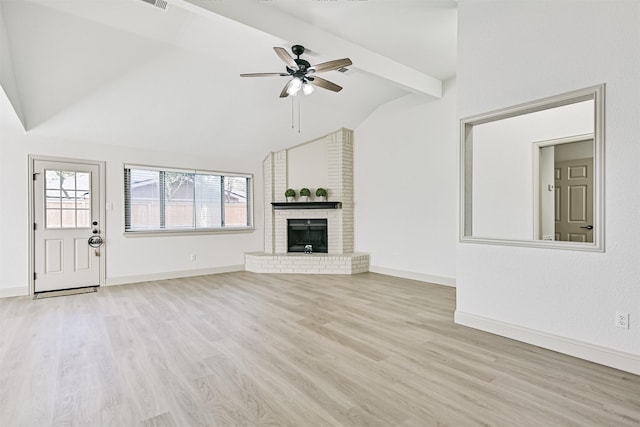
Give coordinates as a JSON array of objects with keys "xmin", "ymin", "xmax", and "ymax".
[
  {"xmin": 190, "ymin": 253, "xmax": 197, "ymax": 262},
  {"xmin": 615, "ymin": 312, "xmax": 629, "ymax": 329}
]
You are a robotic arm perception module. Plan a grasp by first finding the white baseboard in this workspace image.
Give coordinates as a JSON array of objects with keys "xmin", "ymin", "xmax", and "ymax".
[
  {"xmin": 455, "ymin": 310, "xmax": 640, "ymax": 375},
  {"xmin": 369, "ymin": 265, "xmax": 456, "ymax": 287},
  {"xmin": 105, "ymin": 265, "xmax": 245, "ymax": 286},
  {"xmin": 0, "ymin": 286, "xmax": 29, "ymax": 298}
]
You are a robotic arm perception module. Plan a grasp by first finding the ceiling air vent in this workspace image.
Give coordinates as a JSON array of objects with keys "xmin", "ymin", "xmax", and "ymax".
[{"xmin": 140, "ymin": 0, "xmax": 168, "ymax": 10}]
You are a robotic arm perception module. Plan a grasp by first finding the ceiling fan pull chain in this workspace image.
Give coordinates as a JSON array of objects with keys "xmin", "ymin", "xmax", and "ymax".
[
  {"xmin": 298, "ymin": 98, "xmax": 301, "ymax": 134},
  {"xmin": 291, "ymin": 97, "xmax": 294, "ymax": 130}
]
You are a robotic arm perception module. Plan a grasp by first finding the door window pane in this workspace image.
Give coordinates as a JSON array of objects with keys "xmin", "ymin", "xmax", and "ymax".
[
  {"xmin": 76, "ymin": 191, "xmax": 90, "ymax": 209},
  {"xmin": 61, "ymin": 209, "xmax": 76, "ymax": 228},
  {"xmin": 46, "ymin": 191, "xmax": 61, "ymax": 209},
  {"xmin": 44, "ymin": 170, "xmax": 91, "ymax": 229},
  {"xmin": 47, "ymin": 209, "xmax": 61, "ymax": 229},
  {"xmin": 77, "ymin": 210, "xmax": 91, "ymax": 228},
  {"xmin": 61, "ymin": 171, "xmax": 76, "ymax": 191},
  {"xmin": 46, "ymin": 170, "xmax": 60, "ymax": 189},
  {"xmin": 76, "ymin": 172, "xmax": 90, "ymax": 190}
]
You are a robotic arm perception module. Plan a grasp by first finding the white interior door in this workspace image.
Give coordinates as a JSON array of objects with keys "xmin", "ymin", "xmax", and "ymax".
[
  {"xmin": 555, "ymin": 157, "xmax": 594, "ymax": 242},
  {"xmin": 33, "ymin": 160, "xmax": 102, "ymax": 292}
]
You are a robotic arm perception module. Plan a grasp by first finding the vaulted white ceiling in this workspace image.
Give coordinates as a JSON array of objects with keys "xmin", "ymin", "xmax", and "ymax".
[{"xmin": 0, "ymin": 0, "xmax": 457, "ymax": 158}]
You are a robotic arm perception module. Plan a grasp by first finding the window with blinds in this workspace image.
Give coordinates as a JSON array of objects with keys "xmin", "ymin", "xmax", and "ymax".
[{"xmin": 124, "ymin": 165, "xmax": 252, "ymax": 232}]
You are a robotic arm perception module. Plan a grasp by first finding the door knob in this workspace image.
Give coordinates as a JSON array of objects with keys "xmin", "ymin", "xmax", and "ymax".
[
  {"xmin": 580, "ymin": 225, "xmax": 594, "ymax": 230},
  {"xmin": 88, "ymin": 236, "xmax": 104, "ymax": 248}
]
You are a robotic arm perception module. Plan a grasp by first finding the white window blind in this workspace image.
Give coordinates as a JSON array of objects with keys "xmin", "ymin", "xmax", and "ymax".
[{"xmin": 124, "ymin": 165, "xmax": 252, "ymax": 232}]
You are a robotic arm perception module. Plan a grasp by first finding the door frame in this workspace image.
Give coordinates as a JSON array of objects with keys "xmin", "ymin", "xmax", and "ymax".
[{"xmin": 28, "ymin": 155, "xmax": 107, "ymax": 295}]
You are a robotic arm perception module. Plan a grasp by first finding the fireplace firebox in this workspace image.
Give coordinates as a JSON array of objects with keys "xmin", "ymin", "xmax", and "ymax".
[{"xmin": 287, "ymin": 219, "xmax": 328, "ymax": 253}]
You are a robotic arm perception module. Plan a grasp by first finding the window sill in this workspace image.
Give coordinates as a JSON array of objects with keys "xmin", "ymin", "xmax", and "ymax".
[{"xmin": 123, "ymin": 227, "xmax": 255, "ymax": 237}]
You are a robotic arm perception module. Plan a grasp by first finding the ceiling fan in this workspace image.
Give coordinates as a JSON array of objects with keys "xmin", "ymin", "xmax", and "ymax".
[{"xmin": 240, "ymin": 45, "xmax": 352, "ymax": 98}]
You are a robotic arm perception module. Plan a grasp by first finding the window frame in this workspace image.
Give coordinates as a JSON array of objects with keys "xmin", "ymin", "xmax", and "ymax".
[{"xmin": 123, "ymin": 164, "xmax": 254, "ymax": 236}]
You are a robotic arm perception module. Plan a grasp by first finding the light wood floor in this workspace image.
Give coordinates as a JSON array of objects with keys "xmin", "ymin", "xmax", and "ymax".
[{"xmin": 1, "ymin": 272, "xmax": 638, "ymax": 426}]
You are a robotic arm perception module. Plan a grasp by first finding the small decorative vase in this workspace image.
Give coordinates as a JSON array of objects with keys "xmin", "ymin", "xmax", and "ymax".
[
  {"xmin": 286, "ymin": 196, "xmax": 294, "ymax": 202},
  {"xmin": 318, "ymin": 196, "xmax": 327, "ymax": 202},
  {"xmin": 300, "ymin": 196, "xmax": 309, "ymax": 202}
]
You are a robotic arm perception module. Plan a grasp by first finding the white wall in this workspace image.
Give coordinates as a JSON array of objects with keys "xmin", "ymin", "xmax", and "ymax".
[
  {"xmin": 456, "ymin": 1, "xmax": 640, "ymax": 373},
  {"xmin": 287, "ymin": 137, "xmax": 329, "ymax": 197},
  {"xmin": 0, "ymin": 2, "xmax": 24, "ymax": 128},
  {"xmin": 354, "ymin": 79, "xmax": 457, "ymax": 285},
  {"xmin": 0, "ymin": 93, "xmax": 263, "ymax": 296}
]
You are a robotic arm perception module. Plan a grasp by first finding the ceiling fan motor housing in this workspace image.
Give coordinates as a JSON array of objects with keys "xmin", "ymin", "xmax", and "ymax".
[{"xmin": 294, "ymin": 59, "xmax": 311, "ymax": 73}]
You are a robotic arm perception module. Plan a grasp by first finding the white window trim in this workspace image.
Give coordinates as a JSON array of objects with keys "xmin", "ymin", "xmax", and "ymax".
[{"xmin": 123, "ymin": 163, "xmax": 254, "ymax": 236}]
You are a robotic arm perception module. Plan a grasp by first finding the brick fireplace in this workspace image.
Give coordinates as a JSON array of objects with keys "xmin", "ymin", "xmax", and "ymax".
[{"xmin": 245, "ymin": 128, "xmax": 370, "ymax": 274}]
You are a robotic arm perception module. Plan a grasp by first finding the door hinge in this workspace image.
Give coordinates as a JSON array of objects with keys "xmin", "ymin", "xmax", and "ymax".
[
  {"xmin": 34, "ymin": 272, "xmax": 37, "ymax": 280},
  {"xmin": 32, "ymin": 172, "xmax": 40, "ymax": 180},
  {"xmin": 34, "ymin": 223, "xmax": 37, "ymax": 230}
]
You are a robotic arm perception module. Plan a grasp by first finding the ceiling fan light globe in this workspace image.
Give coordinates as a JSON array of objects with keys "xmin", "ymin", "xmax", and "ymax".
[
  {"xmin": 290, "ymin": 77, "xmax": 303, "ymax": 90},
  {"xmin": 302, "ymin": 83, "xmax": 315, "ymax": 95}
]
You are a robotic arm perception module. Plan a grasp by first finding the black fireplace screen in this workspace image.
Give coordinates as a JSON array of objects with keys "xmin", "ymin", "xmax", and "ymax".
[{"xmin": 287, "ymin": 219, "xmax": 328, "ymax": 253}]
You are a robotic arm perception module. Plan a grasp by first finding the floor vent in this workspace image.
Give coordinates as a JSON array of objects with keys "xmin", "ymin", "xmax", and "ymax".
[
  {"xmin": 140, "ymin": 0, "xmax": 168, "ymax": 10},
  {"xmin": 34, "ymin": 286, "xmax": 98, "ymax": 300}
]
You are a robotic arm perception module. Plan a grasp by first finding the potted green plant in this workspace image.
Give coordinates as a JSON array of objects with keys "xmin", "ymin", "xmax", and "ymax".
[
  {"xmin": 315, "ymin": 187, "xmax": 327, "ymax": 201},
  {"xmin": 285, "ymin": 188, "xmax": 296, "ymax": 202},
  {"xmin": 300, "ymin": 187, "xmax": 311, "ymax": 202}
]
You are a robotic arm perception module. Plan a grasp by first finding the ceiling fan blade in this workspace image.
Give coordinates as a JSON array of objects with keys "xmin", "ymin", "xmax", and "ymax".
[
  {"xmin": 279, "ymin": 82, "xmax": 290, "ymax": 98},
  {"xmin": 274, "ymin": 47, "xmax": 298, "ymax": 69},
  {"xmin": 309, "ymin": 58, "xmax": 352, "ymax": 73},
  {"xmin": 309, "ymin": 76, "xmax": 343, "ymax": 93},
  {"xmin": 240, "ymin": 72, "xmax": 289, "ymax": 77}
]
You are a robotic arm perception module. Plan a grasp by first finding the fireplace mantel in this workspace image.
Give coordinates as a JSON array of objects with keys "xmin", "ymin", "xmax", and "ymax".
[{"xmin": 271, "ymin": 202, "xmax": 342, "ymax": 210}]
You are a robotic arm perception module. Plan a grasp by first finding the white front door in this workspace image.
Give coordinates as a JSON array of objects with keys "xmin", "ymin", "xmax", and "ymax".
[{"xmin": 33, "ymin": 160, "xmax": 102, "ymax": 292}]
